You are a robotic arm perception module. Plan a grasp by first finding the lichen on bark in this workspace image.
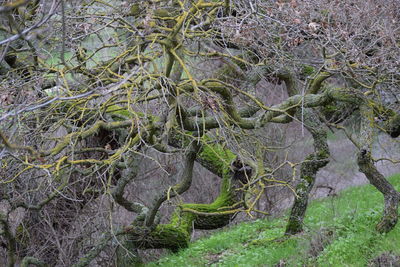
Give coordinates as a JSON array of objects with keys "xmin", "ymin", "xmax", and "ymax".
[
  {"xmin": 285, "ymin": 109, "xmax": 330, "ymax": 235},
  {"xmin": 357, "ymin": 150, "xmax": 400, "ymax": 233},
  {"xmin": 123, "ymin": 139, "xmax": 245, "ymax": 251}
]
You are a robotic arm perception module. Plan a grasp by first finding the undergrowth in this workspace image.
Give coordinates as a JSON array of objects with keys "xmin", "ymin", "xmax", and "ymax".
[{"xmin": 148, "ymin": 173, "xmax": 400, "ymax": 266}]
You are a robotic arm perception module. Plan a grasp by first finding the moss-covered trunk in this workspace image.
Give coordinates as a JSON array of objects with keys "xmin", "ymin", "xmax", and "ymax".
[
  {"xmin": 127, "ymin": 210, "xmax": 196, "ymax": 251},
  {"xmin": 121, "ymin": 141, "xmax": 247, "ymax": 252},
  {"xmin": 124, "ymin": 173, "xmax": 243, "ymax": 251},
  {"xmin": 357, "ymin": 150, "xmax": 400, "ymax": 233},
  {"xmin": 357, "ymin": 105, "xmax": 400, "ymax": 233},
  {"xmin": 285, "ymin": 109, "xmax": 330, "ymax": 235}
]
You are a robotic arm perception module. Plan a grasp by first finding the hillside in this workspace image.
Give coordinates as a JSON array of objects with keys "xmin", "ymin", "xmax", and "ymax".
[{"xmin": 148, "ymin": 173, "xmax": 400, "ymax": 266}]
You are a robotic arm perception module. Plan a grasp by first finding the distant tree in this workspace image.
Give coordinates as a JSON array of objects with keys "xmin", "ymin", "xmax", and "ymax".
[{"xmin": 0, "ymin": 0, "xmax": 399, "ymax": 265}]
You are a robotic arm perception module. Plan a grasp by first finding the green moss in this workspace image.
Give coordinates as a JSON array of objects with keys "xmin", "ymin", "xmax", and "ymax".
[
  {"xmin": 152, "ymin": 211, "xmax": 196, "ymax": 250},
  {"xmin": 175, "ymin": 140, "xmax": 239, "ymax": 229},
  {"xmin": 130, "ymin": 4, "xmax": 141, "ymax": 16},
  {"xmin": 130, "ymin": 210, "xmax": 196, "ymax": 251},
  {"xmin": 304, "ymin": 174, "xmax": 314, "ymax": 185},
  {"xmin": 153, "ymin": 8, "xmax": 179, "ymax": 18},
  {"xmin": 285, "ymin": 218, "xmax": 302, "ymax": 235},
  {"xmin": 135, "ymin": 173, "xmax": 237, "ymax": 249},
  {"xmin": 105, "ymin": 105, "xmax": 159, "ymax": 122},
  {"xmin": 322, "ymin": 104, "xmax": 337, "ymax": 112},
  {"xmin": 181, "ymin": 164, "xmax": 237, "ymax": 229},
  {"xmin": 105, "ymin": 105, "xmax": 131, "ymax": 118},
  {"xmin": 296, "ymin": 176, "xmax": 311, "ymax": 193},
  {"xmin": 169, "ymin": 210, "xmax": 196, "ymax": 234},
  {"xmin": 182, "ymin": 191, "xmax": 232, "ymax": 213},
  {"xmin": 316, "ymin": 149, "xmax": 329, "ymax": 159},
  {"xmin": 128, "ymin": 140, "xmax": 238, "ymax": 249},
  {"xmin": 198, "ymin": 137, "xmax": 236, "ymax": 177},
  {"xmin": 301, "ymin": 64, "xmax": 316, "ymax": 76},
  {"xmin": 198, "ymin": 146, "xmax": 235, "ymax": 200}
]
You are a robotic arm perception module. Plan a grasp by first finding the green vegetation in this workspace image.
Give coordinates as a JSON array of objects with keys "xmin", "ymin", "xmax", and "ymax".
[
  {"xmin": 149, "ymin": 173, "xmax": 400, "ymax": 266},
  {"xmin": 301, "ymin": 64, "xmax": 316, "ymax": 77}
]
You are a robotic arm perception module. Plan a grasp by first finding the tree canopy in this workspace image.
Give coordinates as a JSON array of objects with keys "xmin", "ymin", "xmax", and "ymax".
[{"xmin": 0, "ymin": 0, "xmax": 399, "ymax": 265}]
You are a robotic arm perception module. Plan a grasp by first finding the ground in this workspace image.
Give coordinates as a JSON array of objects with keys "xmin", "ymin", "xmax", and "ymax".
[{"xmin": 149, "ymin": 173, "xmax": 400, "ymax": 266}]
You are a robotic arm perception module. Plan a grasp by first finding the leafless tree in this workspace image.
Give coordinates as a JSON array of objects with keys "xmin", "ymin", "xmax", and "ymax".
[{"xmin": 0, "ymin": 0, "xmax": 399, "ymax": 265}]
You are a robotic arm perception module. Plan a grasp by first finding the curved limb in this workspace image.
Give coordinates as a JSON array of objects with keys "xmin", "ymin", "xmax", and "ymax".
[
  {"xmin": 357, "ymin": 150, "xmax": 400, "ymax": 233},
  {"xmin": 122, "ymin": 141, "xmax": 246, "ymax": 251},
  {"xmin": 355, "ymin": 105, "xmax": 400, "ymax": 233}
]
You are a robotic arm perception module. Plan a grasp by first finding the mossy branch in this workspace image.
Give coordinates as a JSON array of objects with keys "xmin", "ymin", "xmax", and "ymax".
[
  {"xmin": 44, "ymin": 120, "xmax": 135, "ymax": 157},
  {"xmin": 125, "ymin": 140, "xmax": 246, "ymax": 250},
  {"xmin": 111, "ymin": 154, "xmax": 148, "ymax": 214}
]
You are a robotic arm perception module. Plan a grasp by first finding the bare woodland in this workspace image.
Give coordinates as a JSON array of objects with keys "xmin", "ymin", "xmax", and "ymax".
[{"xmin": 0, "ymin": 0, "xmax": 399, "ymax": 266}]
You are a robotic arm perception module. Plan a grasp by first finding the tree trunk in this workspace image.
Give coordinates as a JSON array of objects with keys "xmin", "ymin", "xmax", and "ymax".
[
  {"xmin": 357, "ymin": 105, "xmax": 400, "ymax": 233},
  {"xmin": 122, "ymin": 142, "xmax": 247, "ymax": 251},
  {"xmin": 285, "ymin": 110, "xmax": 330, "ymax": 235},
  {"xmin": 357, "ymin": 150, "xmax": 400, "ymax": 233},
  {"xmin": 124, "ymin": 170, "xmax": 244, "ymax": 251}
]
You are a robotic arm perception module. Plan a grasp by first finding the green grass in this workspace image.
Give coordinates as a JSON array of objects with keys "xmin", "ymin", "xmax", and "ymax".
[{"xmin": 148, "ymin": 173, "xmax": 400, "ymax": 266}]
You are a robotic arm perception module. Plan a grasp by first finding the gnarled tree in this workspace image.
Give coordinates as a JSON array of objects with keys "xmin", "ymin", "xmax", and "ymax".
[{"xmin": 0, "ymin": 0, "xmax": 399, "ymax": 265}]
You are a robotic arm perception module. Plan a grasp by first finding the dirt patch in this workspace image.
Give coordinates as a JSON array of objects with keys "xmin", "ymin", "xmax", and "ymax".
[
  {"xmin": 307, "ymin": 228, "xmax": 335, "ymax": 258},
  {"xmin": 205, "ymin": 250, "xmax": 232, "ymax": 266}
]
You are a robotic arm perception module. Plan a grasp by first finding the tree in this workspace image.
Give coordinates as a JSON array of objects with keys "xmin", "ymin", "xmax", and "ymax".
[{"xmin": 0, "ymin": 0, "xmax": 399, "ymax": 265}]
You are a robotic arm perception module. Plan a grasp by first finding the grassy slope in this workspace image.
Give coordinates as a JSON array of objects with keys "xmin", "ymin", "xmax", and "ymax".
[{"xmin": 148, "ymin": 173, "xmax": 400, "ymax": 266}]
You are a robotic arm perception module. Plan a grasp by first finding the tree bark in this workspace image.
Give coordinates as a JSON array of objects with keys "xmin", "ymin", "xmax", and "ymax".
[
  {"xmin": 144, "ymin": 141, "xmax": 201, "ymax": 227},
  {"xmin": 124, "ymin": 169, "xmax": 245, "ymax": 251},
  {"xmin": 357, "ymin": 150, "xmax": 400, "ymax": 233},
  {"xmin": 0, "ymin": 213, "xmax": 17, "ymax": 267},
  {"xmin": 356, "ymin": 105, "xmax": 400, "ymax": 232},
  {"xmin": 123, "ymin": 142, "xmax": 246, "ymax": 251},
  {"xmin": 285, "ymin": 109, "xmax": 330, "ymax": 235}
]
